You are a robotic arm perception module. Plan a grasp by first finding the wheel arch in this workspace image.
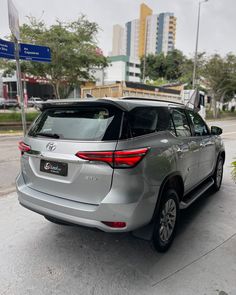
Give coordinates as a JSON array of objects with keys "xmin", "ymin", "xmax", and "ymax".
[
  {"xmin": 152, "ymin": 172, "xmax": 184, "ymax": 221},
  {"xmin": 219, "ymin": 150, "xmax": 225, "ymax": 164}
]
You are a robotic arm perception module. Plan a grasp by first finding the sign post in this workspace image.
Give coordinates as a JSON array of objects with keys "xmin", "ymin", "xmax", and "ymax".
[
  {"xmin": 14, "ymin": 39, "xmax": 27, "ymax": 135},
  {"xmin": 8, "ymin": 0, "xmax": 27, "ymax": 136}
]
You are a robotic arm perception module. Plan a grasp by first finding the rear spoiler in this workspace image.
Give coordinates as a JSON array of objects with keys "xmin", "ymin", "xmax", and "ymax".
[{"xmin": 37, "ymin": 99, "xmax": 127, "ymax": 112}]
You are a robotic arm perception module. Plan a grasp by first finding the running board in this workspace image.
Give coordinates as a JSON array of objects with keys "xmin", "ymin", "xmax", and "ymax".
[{"xmin": 180, "ymin": 178, "xmax": 214, "ymax": 209}]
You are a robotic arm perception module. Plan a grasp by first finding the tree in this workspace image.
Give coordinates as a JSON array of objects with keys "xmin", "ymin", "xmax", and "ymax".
[
  {"xmin": 141, "ymin": 53, "xmax": 166, "ymax": 81},
  {"xmin": 165, "ymin": 50, "xmax": 185, "ymax": 81},
  {"xmin": 203, "ymin": 54, "xmax": 236, "ymax": 118},
  {"xmin": 141, "ymin": 50, "xmax": 190, "ymax": 83},
  {"xmin": 0, "ymin": 16, "xmax": 107, "ymax": 99}
]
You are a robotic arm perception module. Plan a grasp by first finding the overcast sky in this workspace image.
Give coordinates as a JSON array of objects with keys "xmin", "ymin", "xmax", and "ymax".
[{"xmin": 0, "ymin": 0, "xmax": 235, "ymax": 57}]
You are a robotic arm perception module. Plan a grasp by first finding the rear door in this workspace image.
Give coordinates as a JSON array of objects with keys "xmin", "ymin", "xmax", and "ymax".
[{"xmin": 22, "ymin": 105, "xmax": 122, "ymax": 205}]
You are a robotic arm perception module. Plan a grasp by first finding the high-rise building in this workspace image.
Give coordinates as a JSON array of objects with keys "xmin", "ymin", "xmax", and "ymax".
[
  {"xmin": 138, "ymin": 3, "xmax": 153, "ymax": 58},
  {"xmin": 156, "ymin": 13, "xmax": 177, "ymax": 55},
  {"xmin": 125, "ymin": 19, "xmax": 140, "ymax": 59},
  {"xmin": 112, "ymin": 3, "xmax": 177, "ymax": 60},
  {"xmin": 111, "ymin": 25, "xmax": 125, "ymax": 56}
]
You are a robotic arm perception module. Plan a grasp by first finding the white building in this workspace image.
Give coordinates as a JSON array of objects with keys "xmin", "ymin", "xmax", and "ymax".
[
  {"xmin": 111, "ymin": 25, "xmax": 125, "ymax": 56},
  {"xmin": 89, "ymin": 55, "xmax": 141, "ymax": 85},
  {"xmin": 146, "ymin": 15, "xmax": 158, "ymax": 55},
  {"xmin": 105, "ymin": 55, "xmax": 141, "ymax": 83}
]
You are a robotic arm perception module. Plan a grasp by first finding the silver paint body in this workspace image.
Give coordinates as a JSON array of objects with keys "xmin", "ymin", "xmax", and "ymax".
[{"xmin": 16, "ymin": 98, "xmax": 224, "ymax": 232}]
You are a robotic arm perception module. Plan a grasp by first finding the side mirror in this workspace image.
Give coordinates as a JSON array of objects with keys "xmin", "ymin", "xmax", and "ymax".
[{"xmin": 211, "ymin": 126, "xmax": 223, "ymax": 135}]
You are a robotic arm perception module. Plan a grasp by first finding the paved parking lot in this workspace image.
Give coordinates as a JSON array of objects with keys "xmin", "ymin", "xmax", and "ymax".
[{"xmin": 0, "ymin": 120, "xmax": 236, "ymax": 295}]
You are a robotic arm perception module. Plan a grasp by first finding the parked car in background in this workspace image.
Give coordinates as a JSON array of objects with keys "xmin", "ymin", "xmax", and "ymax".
[
  {"xmin": 0, "ymin": 98, "xmax": 5, "ymax": 109},
  {"xmin": 27, "ymin": 97, "xmax": 43, "ymax": 108},
  {"xmin": 3, "ymin": 99, "xmax": 20, "ymax": 109},
  {"xmin": 16, "ymin": 97, "xmax": 225, "ymax": 252}
]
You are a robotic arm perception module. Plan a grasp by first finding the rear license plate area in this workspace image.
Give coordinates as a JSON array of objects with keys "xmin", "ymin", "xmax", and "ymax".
[{"xmin": 40, "ymin": 160, "xmax": 68, "ymax": 177}]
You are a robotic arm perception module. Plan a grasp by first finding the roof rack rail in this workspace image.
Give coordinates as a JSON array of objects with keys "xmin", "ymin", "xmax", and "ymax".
[{"xmin": 121, "ymin": 96, "xmax": 184, "ymax": 106}]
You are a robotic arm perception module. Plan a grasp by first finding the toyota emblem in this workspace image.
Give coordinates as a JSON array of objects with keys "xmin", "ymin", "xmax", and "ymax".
[{"xmin": 46, "ymin": 142, "xmax": 57, "ymax": 152}]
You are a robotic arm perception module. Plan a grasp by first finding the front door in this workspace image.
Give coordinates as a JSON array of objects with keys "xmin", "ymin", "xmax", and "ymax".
[
  {"xmin": 186, "ymin": 110, "xmax": 215, "ymax": 181},
  {"xmin": 171, "ymin": 108, "xmax": 201, "ymax": 191}
]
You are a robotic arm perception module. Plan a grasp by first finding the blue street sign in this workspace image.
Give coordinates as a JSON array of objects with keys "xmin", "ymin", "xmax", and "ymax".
[
  {"xmin": 19, "ymin": 43, "xmax": 51, "ymax": 63},
  {"xmin": 0, "ymin": 39, "xmax": 15, "ymax": 59}
]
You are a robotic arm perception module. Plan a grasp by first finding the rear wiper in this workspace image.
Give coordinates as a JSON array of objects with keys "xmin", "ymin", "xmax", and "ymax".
[{"xmin": 35, "ymin": 132, "xmax": 60, "ymax": 139}]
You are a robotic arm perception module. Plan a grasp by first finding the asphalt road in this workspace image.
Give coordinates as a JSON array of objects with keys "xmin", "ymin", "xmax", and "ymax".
[{"xmin": 0, "ymin": 120, "xmax": 236, "ymax": 295}]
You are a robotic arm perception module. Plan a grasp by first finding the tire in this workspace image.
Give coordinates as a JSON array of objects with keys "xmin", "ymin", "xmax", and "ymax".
[
  {"xmin": 152, "ymin": 189, "xmax": 179, "ymax": 252},
  {"xmin": 212, "ymin": 156, "xmax": 224, "ymax": 192},
  {"xmin": 44, "ymin": 215, "xmax": 73, "ymax": 226}
]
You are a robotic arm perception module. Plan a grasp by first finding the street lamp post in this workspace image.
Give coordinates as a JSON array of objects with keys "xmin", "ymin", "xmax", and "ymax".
[{"xmin": 192, "ymin": 0, "xmax": 208, "ymax": 89}]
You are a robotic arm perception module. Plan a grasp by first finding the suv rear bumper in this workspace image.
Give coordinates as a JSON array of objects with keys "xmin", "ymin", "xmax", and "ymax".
[{"xmin": 16, "ymin": 173, "xmax": 158, "ymax": 232}]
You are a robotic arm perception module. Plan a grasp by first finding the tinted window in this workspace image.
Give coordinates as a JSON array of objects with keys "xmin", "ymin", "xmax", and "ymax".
[
  {"xmin": 28, "ymin": 107, "xmax": 122, "ymax": 141},
  {"xmin": 186, "ymin": 110, "xmax": 209, "ymax": 136},
  {"xmin": 171, "ymin": 109, "xmax": 191, "ymax": 137},
  {"xmin": 121, "ymin": 107, "xmax": 172, "ymax": 138}
]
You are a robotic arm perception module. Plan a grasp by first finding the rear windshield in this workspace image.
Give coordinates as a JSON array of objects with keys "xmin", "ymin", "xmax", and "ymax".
[{"xmin": 28, "ymin": 107, "xmax": 122, "ymax": 141}]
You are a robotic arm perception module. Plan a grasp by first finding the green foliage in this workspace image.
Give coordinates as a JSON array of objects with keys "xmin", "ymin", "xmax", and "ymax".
[
  {"xmin": 146, "ymin": 78, "xmax": 169, "ymax": 87},
  {"xmin": 203, "ymin": 53, "xmax": 236, "ymax": 117},
  {"xmin": 0, "ymin": 16, "xmax": 107, "ymax": 99},
  {"xmin": 141, "ymin": 50, "xmax": 186, "ymax": 82},
  {"xmin": 232, "ymin": 160, "xmax": 236, "ymax": 183},
  {"xmin": 0, "ymin": 112, "xmax": 39, "ymax": 122}
]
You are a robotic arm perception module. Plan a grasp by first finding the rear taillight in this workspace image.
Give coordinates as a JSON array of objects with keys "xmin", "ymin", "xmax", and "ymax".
[
  {"xmin": 102, "ymin": 221, "xmax": 126, "ymax": 228},
  {"xmin": 18, "ymin": 141, "xmax": 31, "ymax": 154},
  {"xmin": 76, "ymin": 147, "xmax": 149, "ymax": 168}
]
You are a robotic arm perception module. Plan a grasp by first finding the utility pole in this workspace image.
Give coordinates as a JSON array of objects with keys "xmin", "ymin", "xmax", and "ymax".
[{"xmin": 192, "ymin": 0, "xmax": 209, "ymax": 89}]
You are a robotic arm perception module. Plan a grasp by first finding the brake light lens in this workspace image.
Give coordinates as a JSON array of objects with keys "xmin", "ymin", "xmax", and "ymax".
[
  {"xmin": 114, "ymin": 148, "xmax": 148, "ymax": 168},
  {"xmin": 76, "ymin": 147, "xmax": 149, "ymax": 168},
  {"xmin": 76, "ymin": 151, "xmax": 113, "ymax": 164},
  {"xmin": 102, "ymin": 221, "xmax": 126, "ymax": 228},
  {"xmin": 18, "ymin": 141, "xmax": 31, "ymax": 154}
]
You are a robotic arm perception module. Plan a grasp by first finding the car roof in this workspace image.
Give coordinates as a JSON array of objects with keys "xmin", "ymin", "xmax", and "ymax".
[{"xmin": 39, "ymin": 96, "xmax": 186, "ymax": 112}]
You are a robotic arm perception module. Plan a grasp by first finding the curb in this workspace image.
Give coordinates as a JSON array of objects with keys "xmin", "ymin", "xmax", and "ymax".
[{"xmin": 0, "ymin": 133, "xmax": 23, "ymax": 137}]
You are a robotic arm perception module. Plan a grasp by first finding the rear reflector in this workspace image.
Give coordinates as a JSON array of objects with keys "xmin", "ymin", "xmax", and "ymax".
[
  {"xmin": 76, "ymin": 147, "xmax": 149, "ymax": 168},
  {"xmin": 18, "ymin": 141, "xmax": 31, "ymax": 153},
  {"xmin": 102, "ymin": 221, "xmax": 126, "ymax": 228}
]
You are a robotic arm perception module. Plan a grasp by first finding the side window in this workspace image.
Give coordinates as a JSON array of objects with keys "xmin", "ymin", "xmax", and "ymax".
[
  {"xmin": 121, "ymin": 107, "xmax": 173, "ymax": 139},
  {"xmin": 171, "ymin": 109, "xmax": 191, "ymax": 137},
  {"xmin": 187, "ymin": 110, "xmax": 209, "ymax": 136},
  {"xmin": 128, "ymin": 107, "xmax": 157, "ymax": 137}
]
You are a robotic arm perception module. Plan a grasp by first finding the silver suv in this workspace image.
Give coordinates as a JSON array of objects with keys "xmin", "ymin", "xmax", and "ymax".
[{"xmin": 16, "ymin": 98, "xmax": 225, "ymax": 252}]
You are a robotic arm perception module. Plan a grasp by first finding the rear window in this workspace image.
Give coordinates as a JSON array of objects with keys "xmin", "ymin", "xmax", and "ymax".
[
  {"xmin": 28, "ymin": 107, "xmax": 122, "ymax": 141},
  {"xmin": 121, "ymin": 107, "xmax": 173, "ymax": 139}
]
